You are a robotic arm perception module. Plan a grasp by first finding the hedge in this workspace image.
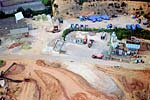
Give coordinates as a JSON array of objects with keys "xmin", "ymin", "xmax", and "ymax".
[{"xmin": 62, "ymin": 27, "xmax": 150, "ymax": 41}]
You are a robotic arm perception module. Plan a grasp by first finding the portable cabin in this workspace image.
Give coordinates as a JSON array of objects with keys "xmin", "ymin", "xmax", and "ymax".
[{"xmin": 126, "ymin": 39, "xmax": 140, "ymax": 51}]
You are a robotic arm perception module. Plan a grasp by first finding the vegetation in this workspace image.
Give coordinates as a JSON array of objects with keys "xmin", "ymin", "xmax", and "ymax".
[
  {"xmin": 0, "ymin": 6, "xmax": 52, "ymax": 19},
  {"xmin": 0, "ymin": 11, "xmax": 6, "ymax": 19},
  {"xmin": 0, "ymin": 60, "xmax": 6, "ymax": 67},
  {"xmin": 62, "ymin": 27, "xmax": 150, "ymax": 41},
  {"xmin": 41, "ymin": 0, "xmax": 49, "ymax": 4},
  {"xmin": 21, "ymin": 43, "xmax": 32, "ymax": 50}
]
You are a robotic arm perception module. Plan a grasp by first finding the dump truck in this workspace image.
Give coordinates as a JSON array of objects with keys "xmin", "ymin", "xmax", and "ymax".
[{"xmin": 92, "ymin": 54, "xmax": 104, "ymax": 59}]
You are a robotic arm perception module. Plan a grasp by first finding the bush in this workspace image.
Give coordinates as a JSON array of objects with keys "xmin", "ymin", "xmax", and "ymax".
[
  {"xmin": 24, "ymin": 8, "xmax": 33, "ymax": 18},
  {"xmin": 41, "ymin": 14, "xmax": 48, "ymax": 21},
  {"xmin": 17, "ymin": 7, "xmax": 25, "ymax": 13},
  {"xmin": 0, "ymin": 11, "xmax": 5, "ymax": 18},
  {"xmin": 62, "ymin": 27, "xmax": 150, "ymax": 41},
  {"xmin": 0, "ymin": 60, "xmax": 6, "ymax": 67}
]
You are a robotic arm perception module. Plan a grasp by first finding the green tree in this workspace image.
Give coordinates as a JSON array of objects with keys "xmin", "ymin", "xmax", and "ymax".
[
  {"xmin": 41, "ymin": 0, "xmax": 49, "ymax": 5},
  {"xmin": 24, "ymin": 8, "xmax": 33, "ymax": 18},
  {"xmin": 0, "ymin": 11, "xmax": 5, "ymax": 18},
  {"xmin": 17, "ymin": 7, "xmax": 25, "ymax": 13}
]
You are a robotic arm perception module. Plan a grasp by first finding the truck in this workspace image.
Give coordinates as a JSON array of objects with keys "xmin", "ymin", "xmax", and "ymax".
[{"xmin": 88, "ymin": 39, "xmax": 94, "ymax": 48}]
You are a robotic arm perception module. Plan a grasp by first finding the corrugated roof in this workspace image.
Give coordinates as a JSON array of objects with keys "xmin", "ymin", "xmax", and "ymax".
[
  {"xmin": 9, "ymin": 28, "xmax": 28, "ymax": 35},
  {"xmin": 126, "ymin": 43, "xmax": 140, "ymax": 50}
]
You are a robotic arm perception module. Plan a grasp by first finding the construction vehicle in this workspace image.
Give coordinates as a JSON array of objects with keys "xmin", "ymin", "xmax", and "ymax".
[
  {"xmin": 83, "ymin": 35, "xmax": 87, "ymax": 44},
  {"xmin": 88, "ymin": 39, "xmax": 94, "ymax": 48},
  {"xmin": 133, "ymin": 58, "xmax": 144, "ymax": 64},
  {"xmin": 0, "ymin": 62, "xmax": 23, "ymax": 87},
  {"xmin": 92, "ymin": 54, "xmax": 104, "ymax": 59},
  {"xmin": 52, "ymin": 26, "xmax": 60, "ymax": 33}
]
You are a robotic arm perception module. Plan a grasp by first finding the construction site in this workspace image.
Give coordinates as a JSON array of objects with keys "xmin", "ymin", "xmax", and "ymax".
[{"xmin": 0, "ymin": 0, "xmax": 150, "ymax": 100}]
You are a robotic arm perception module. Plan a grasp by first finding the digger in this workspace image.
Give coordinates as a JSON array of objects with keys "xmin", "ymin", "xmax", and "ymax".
[{"xmin": 0, "ymin": 62, "xmax": 23, "ymax": 87}]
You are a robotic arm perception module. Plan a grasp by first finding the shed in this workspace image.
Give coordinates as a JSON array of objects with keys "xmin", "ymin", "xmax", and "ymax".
[
  {"xmin": 126, "ymin": 40, "xmax": 140, "ymax": 50},
  {"xmin": 9, "ymin": 28, "xmax": 29, "ymax": 37}
]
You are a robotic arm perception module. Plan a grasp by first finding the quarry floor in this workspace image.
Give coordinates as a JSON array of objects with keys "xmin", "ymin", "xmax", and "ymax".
[{"xmin": 0, "ymin": 15, "xmax": 150, "ymax": 100}]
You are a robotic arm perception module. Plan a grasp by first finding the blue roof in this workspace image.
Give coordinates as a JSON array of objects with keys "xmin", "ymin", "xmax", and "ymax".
[{"xmin": 143, "ymin": 22, "xmax": 148, "ymax": 25}]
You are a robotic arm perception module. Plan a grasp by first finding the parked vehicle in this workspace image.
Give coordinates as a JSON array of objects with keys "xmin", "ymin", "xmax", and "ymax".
[
  {"xmin": 52, "ymin": 26, "xmax": 60, "ymax": 33},
  {"xmin": 101, "ymin": 32, "xmax": 106, "ymax": 40},
  {"xmin": 83, "ymin": 35, "xmax": 87, "ymax": 44},
  {"xmin": 88, "ymin": 39, "xmax": 94, "ymax": 48},
  {"xmin": 133, "ymin": 58, "xmax": 144, "ymax": 64},
  {"xmin": 92, "ymin": 54, "xmax": 104, "ymax": 59}
]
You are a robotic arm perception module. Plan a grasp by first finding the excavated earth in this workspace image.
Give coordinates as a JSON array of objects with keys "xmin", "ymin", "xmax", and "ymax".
[{"xmin": 0, "ymin": 58, "xmax": 149, "ymax": 100}]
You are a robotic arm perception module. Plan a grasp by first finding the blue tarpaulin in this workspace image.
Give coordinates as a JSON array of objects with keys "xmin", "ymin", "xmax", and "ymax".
[
  {"xmin": 126, "ymin": 24, "xmax": 137, "ymax": 30},
  {"xmin": 107, "ymin": 24, "xmax": 112, "ymax": 29},
  {"xmin": 143, "ymin": 22, "xmax": 148, "ymax": 25},
  {"xmin": 101, "ymin": 15, "xmax": 110, "ymax": 20},
  {"xmin": 132, "ymin": 15, "xmax": 136, "ymax": 19},
  {"xmin": 71, "ymin": 24, "xmax": 75, "ymax": 28},
  {"xmin": 79, "ymin": 16, "xmax": 85, "ymax": 21},
  {"xmin": 85, "ymin": 15, "xmax": 110, "ymax": 22},
  {"xmin": 131, "ymin": 24, "xmax": 136, "ymax": 30},
  {"xmin": 126, "ymin": 24, "xmax": 132, "ymax": 30},
  {"xmin": 135, "ymin": 24, "xmax": 141, "ymax": 29},
  {"xmin": 97, "ymin": 18, "xmax": 102, "ymax": 22}
]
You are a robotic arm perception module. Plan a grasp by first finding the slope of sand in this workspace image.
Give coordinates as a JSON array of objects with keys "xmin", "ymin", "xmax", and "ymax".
[
  {"xmin": 96, "ymin": 66, "xmax": 150, "ymax": 100},
  {"xmin": 0, "ymin": 58, "xmax": 117, "ymax": 100}
]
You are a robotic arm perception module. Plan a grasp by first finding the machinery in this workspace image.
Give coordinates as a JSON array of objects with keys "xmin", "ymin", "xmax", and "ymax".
[
  {"xmin": 52, "ymin": 26, "xmax": 60, "ymax": 33},
  {"xmin": 92, "ymin": 54, "xmax": 104, "ymax": 59},
  {"xmin": 133, "ymin": 58, "xmax": 144, "ymax": 64},
  {"xmin": 88, "ymin": 39, "xmax": 94, "ymax": 48},
  {"xmin": 0, "ymin": 62, "xmax": 23, "ymax": 86},
  {"xmin": 83, "ymin": 35, "xmax": 87, "ymax": 44}
]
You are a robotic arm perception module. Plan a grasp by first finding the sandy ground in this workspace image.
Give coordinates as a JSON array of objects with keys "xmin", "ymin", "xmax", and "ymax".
[
  {"xmin": 0, "ymin": 58, "xmax": 149, "ymax": 100},
  {"xmin": 0, "ymin": 58, "xmax": 117, "ymax": 100}
]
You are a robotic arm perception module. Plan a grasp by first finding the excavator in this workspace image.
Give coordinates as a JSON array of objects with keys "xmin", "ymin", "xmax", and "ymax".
[
  {"xmin": 0, "ymin": 63, "xmax": 23, "ymax": 100},
  {"xmin": 0, "ymin": 62, "xmax": 23, "ymax": 83}
]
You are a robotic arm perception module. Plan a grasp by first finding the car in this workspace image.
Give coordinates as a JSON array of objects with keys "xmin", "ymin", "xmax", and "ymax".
[
  {"xmin": 92, "ymin": 54, "xmax": 104, "ymax": 59},
  {"xmin": 88, "ymin": 39, "xmax": 94, "ymax": 48}
]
